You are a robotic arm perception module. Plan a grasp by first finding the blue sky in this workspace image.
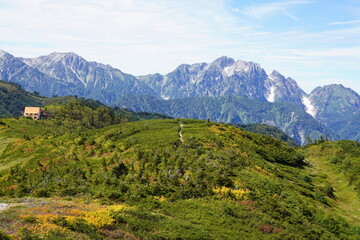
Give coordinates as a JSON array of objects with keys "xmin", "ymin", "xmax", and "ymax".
[{"xmin": 0, "ymin": 0, "xmax": 359, "ymax": 94}]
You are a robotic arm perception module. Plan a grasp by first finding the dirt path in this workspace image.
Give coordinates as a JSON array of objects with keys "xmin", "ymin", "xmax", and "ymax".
[
  {"xmin": 306, "ymin": 156, "xmax": 360, "ymax": 224},
  {"xmin": 179, "ymin": 123, "xmax": 184, "ymax": 143}
]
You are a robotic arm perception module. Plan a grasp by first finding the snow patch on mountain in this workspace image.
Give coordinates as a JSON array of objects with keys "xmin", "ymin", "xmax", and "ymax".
[
  {"xmin": 302, "ymin": 96, "xmax": 317, "ymax": 117},
  {"xmin": 266, "ymin": 86, "xmax": 276, "ymax": 102},
  {"xmin": 161, "ymin": 94, "xmax": 170, "ymax": 100},
  {"xmin": 299, "ymin": 129, "xmax": 306, "ymax": 145}
]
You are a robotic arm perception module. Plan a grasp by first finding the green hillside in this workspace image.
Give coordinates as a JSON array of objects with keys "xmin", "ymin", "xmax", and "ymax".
[
  {"xmin": 0, "ymin": 80, "xmax": 171, "ymax": 124},
  {"xmin": 0, "ymin": 80, "xmax": 43, "ymax": 117},
  {"xmin": 0, "ymin": 114, "xmax": 359, "ymax": 239},
  {"xmin": 238, "ymin": 123, "xmax": 299, "ymax": 147},
  {"xmin": 304, "ymin": 140, "xmax": 360, "ymax": 225},
  {"xmin": 115, "ymin": 95, "xmax": 338, "ymax": 144}
]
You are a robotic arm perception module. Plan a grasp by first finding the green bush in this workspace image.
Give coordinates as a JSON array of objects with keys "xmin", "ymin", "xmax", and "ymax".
[{"xmin": 0, "ymin": 230, "xmax": 12, "ymax": 240}]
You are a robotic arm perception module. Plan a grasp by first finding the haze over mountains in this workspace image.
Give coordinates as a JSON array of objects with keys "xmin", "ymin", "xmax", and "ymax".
[{"xmin": 0, "ymin": 49, "xmax": 359, "ymax": 144}]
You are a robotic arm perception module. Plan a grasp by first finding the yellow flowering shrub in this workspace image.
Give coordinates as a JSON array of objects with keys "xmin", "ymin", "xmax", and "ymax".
[
  {"xmin": 84, "ymin": 208, "xmax": 114, "ymax": 227},
  {"xmin": 16, "ymin": 200, "xmax": 129, "ymax": 238},
  {"xmin": 213, "ymin": 186, "xmax": 250, "ymax": 201}
]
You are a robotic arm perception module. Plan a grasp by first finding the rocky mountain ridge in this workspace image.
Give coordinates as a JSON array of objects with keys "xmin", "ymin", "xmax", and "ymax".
[
  {"xmin": 2, "ymin": 50, "xmax": 159, "ymax": 105},
  {"xmin": 0, "ymin": 49, "xmax": 359, "ymax": 143},
  {"xmin": 140, "ymin": 56, "xmax": 308, "ymax": 106},
  {"xmin": 138, "ymin": 56, "xmax": 360, "ymax": 141}
]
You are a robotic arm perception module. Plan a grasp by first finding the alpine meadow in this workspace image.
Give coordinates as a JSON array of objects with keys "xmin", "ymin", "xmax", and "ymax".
[{"xmin": 1, "ymin": 0, "xmax": 360, "ymax": 239}]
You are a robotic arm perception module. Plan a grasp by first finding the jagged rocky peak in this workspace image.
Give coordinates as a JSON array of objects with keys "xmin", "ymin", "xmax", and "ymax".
[
  {"xmin": 268, "ymin": 70, "xmax": 283, "ymax": 80},
  {"xmin": 265, "ymin": 71, "xmax": 283, "ymax": 97},
  {"xmin": 218, "ymin": 57, "xmax": 263, "ymax": 77},
  {"xmin": 307, "ymin": 84, "xmax": 360, "ymax": 139},
  {"xmin": 267, "ymin": 70, "xmax": 290, "ymax": 88},
  {"xmin": 21, "ymin": 52, "xmax": 87, "ymax": 68},
  {"xmin": 18, "ymin": 52, "xmax": 91, "ymax": 85},
  {"xmin": 303, "ymin": 83, "xmax": 360, "ymax": 121},
  {"xmin": 312, "ymin": 84, "xmax": 353, "ymax": 93},
  {"xmin": 174, "ymin": 64, "xmax": 191, "ymax": 73},
  {"xmin": 267, "ymin": 70, "xmax": 299, "ymax": 87},
  {"xmin": 0, "ymin": 49, "xmax": 13, "ymax": 60},
  {"xmin": 46, "ymin": 52, "xmax": 68, "ymax": 61},
  {"xmin": 311, "ymin": 84, "xmax": 355, "ymax": 98},
  {"xmin": 188, "ymin": 62, "xmax": 208, "ymax": 72},
  {"xmin": 42, "ymin": 52, "xmax": 85, "ymax": 65},
  {"xmin": 265, "ymin": 70, "xmax": 306, "ymax": 107},
  {"xmin": 211, "ymin": 56, "xmax": 235, "ymax": 68},
  {"xmin": 0, "ymin": 49, "xmax": 7, "ymax": 58},
  {"xmin": 173, "ymin": 61, "xmax": 208, "ymax": 74},
  {"xmin": 310, "ymin": 84, "xmax": 360, "ymax": 109}
]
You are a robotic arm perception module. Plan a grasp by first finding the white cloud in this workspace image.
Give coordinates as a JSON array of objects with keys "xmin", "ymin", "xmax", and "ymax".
[
  {"xmin": 0, "ymin": 0, "xmax": 249, "ymax": 73},
  {"xmin": 289, "ymin": 48, "xmax": 360, "ymax": 58},
  {"xmin": 328, "ymin": 20, "xmax": 360, "ymax": 25},
  {"xmin": 0, "ymin": 0, "xmax": 359, "ymax": 94},
  {"xmin": 232, "ymin": 0, "xmax": 310, "ymax": 20}
]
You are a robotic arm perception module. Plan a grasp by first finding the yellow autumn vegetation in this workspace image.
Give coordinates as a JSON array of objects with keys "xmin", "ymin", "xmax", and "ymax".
[
  {"xmin": 18, "ymin": 201, "xmax": 129, "ymax": 236},
  {"xmin": 254, "ymin": 166, "xmax": 274, "ymax": 177},
  {"xmin": 213, "ymin": 186, "xmax": 250, "ymax": 200}
]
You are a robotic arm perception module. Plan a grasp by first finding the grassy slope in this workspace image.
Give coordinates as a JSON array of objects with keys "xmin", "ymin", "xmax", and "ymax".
[
  {"xmin": 0, "ymin": 119, "xmax": 359, "ymax": 239},
  {"xmin": 307, "ymin": 155, "xmax": 360, "ymax": 224},
  {"xmin": 305, "ymin": 142, "xmax": 360, "ymax": 225}
]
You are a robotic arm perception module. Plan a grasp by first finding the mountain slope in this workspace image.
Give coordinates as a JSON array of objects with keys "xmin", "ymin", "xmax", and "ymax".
[
  {"xmin": 0, "ymin": 80, "xmax": 43, "ymax": 117},
  {"xmin": 139, "ymin": 57, "xmax": 360, "ymax": 141},
  {"xmin": 0, "ymin": 77, "xmax": 326, "ymax": 145},
  {"xmin": 305, "ymin": 140, "xmax": 360, "ymax": 224},
  {"xmin": 0, "ymin": 50, "xmax": 70, "ymax": 97},
  {"xmin": 0, "ymin": 50, "xmax": 160, "ymax": 105},
  {"xmin": 0, "ymin": 117, "xmax": 359, "ymax": 239},
  {"xmin": 139, "ymin": 57, "xmax": 308, "ymax": 110},
  {"xmin": 308, "ymin": 84, "xmax": 360, "ymax": 140},
  {"xmin": 139, "ymin": 56, "xmax": 270, "ymax": 101},
  {"xmin": 0, "ymin": 80, "xmax": 171, "ymax": 125},
  {"xmin": 238, "ymin": 123, "xmax": 300, "ymax": 147},
  {"xmin": 1, "ymin": 49, "xmax": 359, "ymax": 142},
  {"xmin": 264, "ymin": 70, "xmax": 305, "ymax": 106},
  {"xmin": 18, "ymin": 52, "xmax": 160, "ymax": 105},
  {"xmin": 138, "ymin": 58, "xmax": 359, "ymax": 142},
  {"xmin": 115, "ymin": 95, "xmax": 338, "ymax": 144}
]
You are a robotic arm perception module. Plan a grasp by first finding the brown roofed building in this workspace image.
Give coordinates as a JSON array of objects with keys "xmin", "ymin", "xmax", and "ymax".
[{"xmin": 23, "ymin": 107, "xmax": 43, "ymax": 120}]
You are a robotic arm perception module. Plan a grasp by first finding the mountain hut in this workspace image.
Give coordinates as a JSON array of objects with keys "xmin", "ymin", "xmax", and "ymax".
[{"xmin": 23, "ymin": 107, "xmax": 43, "ymax": 120}]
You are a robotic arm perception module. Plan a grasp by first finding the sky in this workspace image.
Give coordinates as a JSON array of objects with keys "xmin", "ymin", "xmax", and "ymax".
[{"xmin": 0, "ymin": 0, "xmax": 359, "ymax": 94}]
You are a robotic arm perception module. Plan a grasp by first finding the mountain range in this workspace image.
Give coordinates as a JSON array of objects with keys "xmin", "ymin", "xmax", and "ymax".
[{"xmin": 1, "ymin": 49, "xmax": 359, "ymax": 144}]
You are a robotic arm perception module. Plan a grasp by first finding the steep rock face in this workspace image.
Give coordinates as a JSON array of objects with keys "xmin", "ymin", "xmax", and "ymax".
[
  {"xmin": 264, "ymin": 70, "xmax": 305, "ymax": 107},
  {"xmin": 1, "ymin": 49, "xmax": 359, "ymax": 142},
  {"xmin": 140, "ymin": 57, "xmax": 311, "ymax": 112},
  {"xmin": 139, "ymin": 56, "xmax": 268, "ymax": 101},
  {"xmin": 0, "ymin": 50, "xmax": 70, "ymax": 97},
  {"xmin": 138, "ymin": 57, "xmax": 360, "ymax": 141},
  {"xmin": 19, "ymin": 52, "xmax": 159, "ymax": 105},
  {"xmin": 308, "ymin": 84, "xmax": 360, "ymax": 139}
]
